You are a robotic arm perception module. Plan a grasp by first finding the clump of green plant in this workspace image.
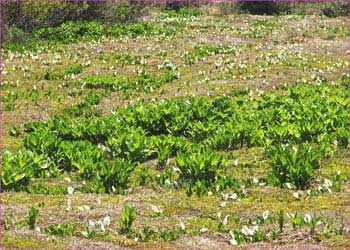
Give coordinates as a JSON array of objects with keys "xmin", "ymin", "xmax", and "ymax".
[
  {"xmin": 135, "ymin": 223, "xmax": 186, "ymax": 242},
  {"xmin": 137, "ymin": 167, "xmax": 152, "ymax": 186},
  {"xmin": 266, "ymin": 143, "xmax": 322, "ymax": 189},
  {"xmin": 44, "ymin": 65, "xmax": 84, "ymax": 80},
  {"xmin": 159, "ymin": 7, "xmax": 203, "ymax": 19},
  {"xmin": 229, "ymin": 225, "xmax": 264, "ymax": 246},
  {"xmin": 119, "ymin": 204, "xmax": 137, "ymax": 234},
  {"xmin": 34, "ymin": 21, "xmax": 102, "ymax": 43},
  {"xmin": 175, "ymin": 149, "xmax": 227, "ymax": 196},
  {"xmin": 159, "ymin": 226, "xmax": 186, "ymax": 241},
  {"xmin": 278, "ymin": 210, "xmax": 284, "ymax": 233},
  {"xmin": 154, "ymin": 136, "xmax": 174, "ymax": 169},
  {"xmin": 82, "ymin": 71, "xmax": 178, "ymax": 93},
  {"xmin": 9, "ymin": 126, "xmax": 22, "ymax": 137},
  {"xmin": 304, "ymin": 213, "xmax": 321, "ymax": 236},
  {"xmin": 107, "ymin": 127, "xmax": 152, "ymax": 163},
  {"xmin": 331, "ymin": 172, "xmax": 348, "ymax": 192},
  {"xmin": 44, "ymin": 223, "xmax": 75, "ymax": 237},
  {"xmin": 64, "ymin": 64, "xmax": 84, "ymax": 75},
  {"xmin": 63, "ymin": 92, "xmax": 102, "ymax": 118},
  {"xmin": 288, "ymin": 212, "xmax": 303, "ymax": 230},
  {"xmin": 176, "ymin": 149, "xmax": 226, "ymax": 184},
  {"xmin": 87, "ymin": 159, "xmax": 134, "ymax": 194},
  {"xmin": 28, "ymin": 207, "xmax": 39, "ymax": 230},
  {"xmin": 2, "ymin": 150, "xmax": 32, "ymax": 191},
  {"xmin": 2, "ymin": 149, "xmax": 58, "ymax": 191},
  {"xmin": 44, "ymin": 69, "xmax": 62, "ymax": 80}
]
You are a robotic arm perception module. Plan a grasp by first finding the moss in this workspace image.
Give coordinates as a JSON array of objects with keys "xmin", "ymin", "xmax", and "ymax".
[{"xmin": 3, "ymin": 233, "xmax": 64, "ymax": 249}]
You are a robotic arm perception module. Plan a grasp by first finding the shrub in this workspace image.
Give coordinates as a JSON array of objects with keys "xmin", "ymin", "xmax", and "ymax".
[
  {"xmin": 3, "ymin": 25, "xmax": 28, "ymax": 44},
  {"xmin": 159, "ymin": 7, "xmax": 203, "ymax": 19},
  {"xmin": 322, "ymin": 2, "xmax": 350, "ymax": 17},
  {"xmin": 164, "ymin": 2, "xmax": 199, "ymax": 12},
  {"xmin": 3, "ymin": 2, "xmax": 146, "ymax": 32},
  {"xmin": 85, "ymin": 2, "xmax": 147, "ymax": 24},
  {"xmin": 236, "ymin": 1, "xmax": 291, "ymax": 15},
  {"xmin": 3, "ymin": 2, "xmax": 89, "ymax": 32},
  {"xmin": 218, "ymin": 3, "xmax": 237, "ymax": 16}
]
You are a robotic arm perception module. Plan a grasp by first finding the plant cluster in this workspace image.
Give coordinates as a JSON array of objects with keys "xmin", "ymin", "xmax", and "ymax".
[
  {"xmin": 82, "ymin": 71, "xmax": 178, "ymax": 93},
  {"xmin": 3, "ymin": 82, "xmax": 348, "ymax": 195}
]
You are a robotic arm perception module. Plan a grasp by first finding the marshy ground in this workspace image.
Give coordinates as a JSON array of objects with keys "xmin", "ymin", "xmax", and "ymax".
[{"xmin": 2, "ymin": 8, "xmax": 350, "ymax": 249}]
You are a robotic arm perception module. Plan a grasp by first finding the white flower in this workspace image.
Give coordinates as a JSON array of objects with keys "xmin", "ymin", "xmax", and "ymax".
[
  {"xmin": 285, "ymin": 183, "xmax": 293, "ymax": 189},
  {"xmin": 134, "ymin": 237, "xmax": 139, "ymax": 242},
  {"xmin": 78, "ymin": 205, "xmax": 91, "ymax": 211},
  {"xmin": 229, "ymin": 230, "xmax": 235, "ymax": 239},
  {"xmin": 223, "ymin": 215, "xmax": 230, "ymax": 226},
  {"xmin": 220, "ymin": 201, "xmax": 227, "ymax": 207},
  {"xmin": 241, "ymin": 225, "xmax": 256, "ymax": 236},
  {"xmin": 66, "ymin": 199, "xmax": 72, "ymax": 211},
  {"xmin": 199, "ymin": 228, "xmax": 208, "ymax": 234},
  {"xmin": 253, "ymin": 178, "xmax": 259, "ymax": 184},
  {"xmin": 81, "ymin": 231, "xmax": 89, "ymax": 238},
  {"xmin": 304, "ymin": 214, "xmax": 312, "ymax": 224},
  {"xmin": 222, "ymin": 193, "xmax": 229, "ymax": 201},
  {"xmin": 103, "ymin": 215, "xmax": 110, "ymax": 226},
  {"xmin": 149, "ymin": 204, "xmax": 163, "ymax": 214},
  {"xmin": 88, "ymin": 220, "xmax": 95, "ymax": 231},
  {"xmin": 263, "ymin": 210, "xmax": 270, "ymax": 220},
  {"xmin": 97, "ymin": 221, "xmax": 105, "ymax": 232},
  {"xmin": 67, "ymin": 186, "xmax": 74, "ymax": 195},
  {"xmin": 230, "ymin": 193, "xmax": 238, "ymax": 200},
  {"xmin": 229, "ymin": 238, "xmax": 238, "ymax": 246},
  {"xmin": 324, "ymin": 179, "xmax": 332, "ymax": 187},
  {"xmin": 179, "ymin": 220, "xmax": 186, "ymax": 231},
  {"xmin": 233, "ymin": 159, "xmax": 239, "ymax": 166},
  {"xmin": 35, "ymin": 226, "xmax": 41, "ymax": 233},
  {"xmin": 293, "ymin": 192, "xmax": 300, "ymax": 199},
  {"xmin": 286, "ymin": 212, "xmax": 295, "ymax": 219},
  {"xmin": 241, "ymin": 225, "xmax": 250, "ymax": 236},
  {"xmin": 64, "ymin": 177, "xmax": 71, "ymax": 182}
]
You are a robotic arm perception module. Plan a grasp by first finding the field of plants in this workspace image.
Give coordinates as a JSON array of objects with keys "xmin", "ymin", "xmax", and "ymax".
[{"xmin": 1, "ymin": 6, "xmax": 350, "ymax": 249}]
